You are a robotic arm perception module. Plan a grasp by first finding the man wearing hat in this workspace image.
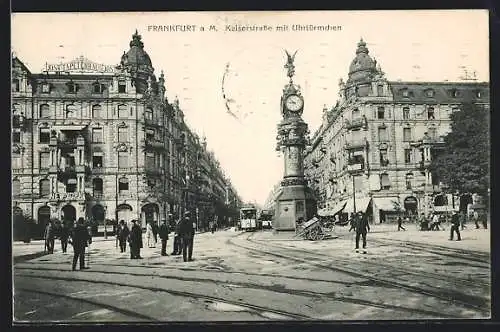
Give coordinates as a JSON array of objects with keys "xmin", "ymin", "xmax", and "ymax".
[
  {"xmin": 178, "ymin": 210, "xmax": 195, "ymax": 262},
  {"xmin": 159, "ymin": 218, "xmax": 169, "ymax": 256},
  {"xmin": 128, "ymin": 219, "xmax": 143, "ymax": 259},
  {"xmin": 171, "ymin": 214, "xmax": 182, "ymax": 255},
  {"xmin": 69, "ymin": 217, "xmax": 91, "ymax": 271}
]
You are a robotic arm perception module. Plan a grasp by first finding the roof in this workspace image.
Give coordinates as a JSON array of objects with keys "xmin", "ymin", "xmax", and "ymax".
[
  {"xmin": 12, "ymin": 56, "xmax": 32, "ymax": 75},
  {"xmin": 389, "ymin": 81, "xmax": 489, "ymax": 104}
]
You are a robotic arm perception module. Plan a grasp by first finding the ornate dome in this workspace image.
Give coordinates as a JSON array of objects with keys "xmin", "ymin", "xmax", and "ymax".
[
  {"xmin": 120, "ymin": 30, "xmax": 153, "ymax": 73},
  {"xmin": 347, "ymin": 38, "xmax": 378, "ymax": 84}
]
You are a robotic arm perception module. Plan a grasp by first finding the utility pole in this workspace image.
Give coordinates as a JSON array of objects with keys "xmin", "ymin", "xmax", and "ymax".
[{"xmin": 352, "ymin": 174, "xmax": 357, "ymax": 214}]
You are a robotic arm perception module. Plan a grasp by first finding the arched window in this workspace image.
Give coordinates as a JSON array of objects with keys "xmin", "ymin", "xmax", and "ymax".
[
  {"xmin": 118, "ymin": 177, "xmax": 129, "ymax": 192},
  {"xmin": 12, "ymin": 78, "xmax": 20, "ymax": 92},
  {"xmin": 66, "ymin": 104, "xmax": 77, "ymax": 118},
  {"xmin": 13, "ymin": 178, "xmax": 21, "ymax": 197},
  {"xmin": 145, "ymin": 108, "xmax": 153, "ymax": 121},
  {"xmin": 428, "ymin": 127, "xmax": 437, "ymax": 139},
  {"xmin": 378, "ymin": 126, "xmax": 387, "ymax": 141},
  {"xmin": 93, "ymin": 178, "xmax": 103, "ymax": 198},
  {"xmin": 92, "ymin": 104, "xmax": 102, "ymax": 118},
  {"xmin": 39, "ymin": 179, "xmax": 50, "ymax": 198},
  {"xmin": 66, "ymin": 178, "xmax": 77, "ymax": 193},
  {"xmin": 403, "ymin": 107, "xmax": 410, "ymax": 120},
  {"xmin": 427, "ymin": 107, "xmax": 435, "ymax": 120},
  {"xmin": 67, "ymin": 81, "xmax": 78, "ymax": 94},
  {"xmin": 93, "ymin": 82, "xmax": 104, "ymax": 94},
  {"xmin": 403, "ymin": 127, "xmax": 412, "ymax": 142},
  {"xmin": 377, "ymin": 107, "xmax": 385, "ymax": 119},
  {"xmin": 40, "ymin": 104, "xmax": 51, "ymax": 118},
  {"xmin": 405, "ymin": 173, "xmax": 413, "ymax": 190},
  {"xmin": 118, "ymin": 127, "xmax": 128, "ymax": 142},
  {"xmin": 118, "ymin": 104, "xmax": 128, "ymax": 118},
  {"xmin": 352, "ymin": 108, "xmax": 360, "ymax": 120},
  {"xmin": 118, "ymin": 80, "xmax": 126, "ymax": 93},
  {"xmin": 380, "ymin": 173, "xmax": 390, "ymax": 190},
  {"xmin": 377, "ymin": 84, "xmax": 384, "ymax": 96}
]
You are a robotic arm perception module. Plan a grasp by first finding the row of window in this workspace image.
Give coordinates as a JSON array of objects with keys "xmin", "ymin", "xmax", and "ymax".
[
  {"xmin": 376, "ymin": 126, "xmax": 437, "ymax": 142},
  {"xmin": 31, "ymin": 104, "xmax": 160, "ymax": 121},
  {"xmin": 11, "ymin": 79, "xmax": 128, "ymax": 94},
  {"xmin": 12, "ymin": 176, "xmax": 130, "ymax": 198},
  {"xmin": 12, "ymin": 151, "xmax": 163, "ymax": 170},
  {"xmin": 378, "ymin": 149, "xmax": 422, "ymax": 165},
  {"xmin": 352, "ymin": 106, "xmax": 437, "ymax": 121},
  {"xmin": 400, "ymin": 88, "xmax": 482, "ymax": 99},
  {"xmin": 328, "ymin": 172, "xmax": 414, "ymax": 192},
  {"xmin": 36, "ymin": 104, "xmax": 133, "ymax": 119}
]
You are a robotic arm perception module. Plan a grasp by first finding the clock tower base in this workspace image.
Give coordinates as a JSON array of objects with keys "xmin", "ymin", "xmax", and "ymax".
[{"xmin": 273, "ymin": 179, "xmax": 317, "ymax": 231}]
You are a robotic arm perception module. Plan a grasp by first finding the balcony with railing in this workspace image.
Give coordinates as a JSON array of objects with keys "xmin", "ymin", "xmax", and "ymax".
[
  {"xmin": 344, "ymin": 138, "xmax": 368, "ymax": 150},
  {"xmin": 57, "ymin": 138, "xmax": 77, "ymax": 149},
  {"xmin": 347, "ymin": 159, "xmax": 365, "ymax": 173},
  {"xmin": 144, "ymin": 138, "xmax": 166, "ymax": 151},
  {"xmin": 345, "ymin": 116, "xmax": 367, "ymax": 130},
  {"xmin": 144, "ymin": 117, "xmax": 163, "ymax": 128}
]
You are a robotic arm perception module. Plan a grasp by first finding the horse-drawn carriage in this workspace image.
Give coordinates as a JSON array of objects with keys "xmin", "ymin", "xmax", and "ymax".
[{"xmin": 295, "ymin": 217, "xmax": 336, "ymax": 241}]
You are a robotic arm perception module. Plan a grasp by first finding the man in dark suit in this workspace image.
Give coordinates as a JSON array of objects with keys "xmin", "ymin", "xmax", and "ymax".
[
  {"xmin": 59, "ymin": 222, "xmax": 70, "ymax": 253},
  {"xmin": 179, "ymin": 211, "xmax": 195, "ymax": 262},
  {"xmin": 69, "ymin": 217, "xmax": 91, "ymax": 271},
  {"xmin": 129, "ymin": 219, "xmax": 143, "ymax": 259},
  {"xmin": 355, "ymin": 212, "xmax": 370, "ymax": 254},
  {"xmin": 171, "ymin": 215, "xmax": 182, "ymax": 255},
  {"xmin": 117, "ymin": 220, "xmax": 130, "ymax": 253},
  {"xmin": 44, "ymin": 221, "xmax": 55, "ymax": 254},
  {"xmin": 450, "ymin": 211, "xmax": 462, "ymax": 241},
  {"xmin": 159, "ymin": 219, "xmax": 169, "ymax": 256}
]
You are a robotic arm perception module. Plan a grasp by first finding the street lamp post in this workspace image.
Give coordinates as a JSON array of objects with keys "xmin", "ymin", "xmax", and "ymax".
[{"xmin": 352, "ymin": 173, "xmax": 357, "ymax": 214}]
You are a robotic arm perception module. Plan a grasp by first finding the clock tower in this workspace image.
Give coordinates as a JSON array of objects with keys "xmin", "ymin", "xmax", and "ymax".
[{"xmin": 274, "ymin": 50, "xmax": 317, "ymax": 231}]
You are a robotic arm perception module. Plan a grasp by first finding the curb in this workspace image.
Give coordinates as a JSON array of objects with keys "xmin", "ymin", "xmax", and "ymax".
[{"xmin": 13, "ymin": 251, "xmax": 49, "ymax": 264}]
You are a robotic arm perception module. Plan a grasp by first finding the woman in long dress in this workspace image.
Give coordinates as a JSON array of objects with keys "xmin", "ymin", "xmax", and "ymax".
[{"xmin": 146, "ymin": 222, "xmax": 155, "ymax": 248}]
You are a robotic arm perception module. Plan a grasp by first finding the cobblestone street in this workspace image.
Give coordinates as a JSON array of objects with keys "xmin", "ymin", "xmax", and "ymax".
[{"xmin": 13, "ymin": 224, "xmax": 491, "ymax": 322}]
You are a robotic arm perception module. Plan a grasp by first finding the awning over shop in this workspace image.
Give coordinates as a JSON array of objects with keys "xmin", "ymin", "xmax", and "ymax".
[
  {"xmin": 373, "ymin": 197, "xmax": 400, "ymax": 211},
  {"xmin": 434, "ymin": 205, "xmax": 455, "ymax": 212},
  {"xmin": 317, "ymin": 200, "xmax": 347, "ymax": 216},
  {"xmin": 344, "ymin": 197, "xmax": 372, "ymax": 214}
]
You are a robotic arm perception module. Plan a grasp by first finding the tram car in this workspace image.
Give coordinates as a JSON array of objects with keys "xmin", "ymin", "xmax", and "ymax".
[
  {"xmin": 239, "ymin": 207, "xmax": 257, "ymax": 231},
  {"xmin": 258, "ymin": 209, "xmax": 274, "ymax": 229}
]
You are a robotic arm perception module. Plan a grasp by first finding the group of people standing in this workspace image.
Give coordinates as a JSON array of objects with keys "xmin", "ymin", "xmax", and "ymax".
[
  {"xmin": 114, "ymin": 211, "xmax": 196, "ymax": 262},
  {"xmin": 44, "ymin": 218, "xmax": 92, "ymax": 271}
]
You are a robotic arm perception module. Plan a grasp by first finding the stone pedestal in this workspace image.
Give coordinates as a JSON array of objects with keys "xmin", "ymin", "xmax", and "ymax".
[{"xmin": 274, "ymin": 182, "xmax": 316, "ymax": 231}]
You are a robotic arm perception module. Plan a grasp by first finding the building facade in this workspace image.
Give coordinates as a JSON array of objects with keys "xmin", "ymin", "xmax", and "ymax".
[
  {"xmin": 304, "ymin": 39, "xmax": 490, "ymax": 223},
  {"xmin": 11, "ymin": 31, "xmax": 241, "ymax": 235}
]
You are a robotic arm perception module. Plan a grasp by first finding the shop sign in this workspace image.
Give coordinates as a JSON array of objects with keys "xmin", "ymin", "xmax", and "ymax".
[{"xmin": 45, "ymin": 56, "xmax": 117, "ymax": 74}]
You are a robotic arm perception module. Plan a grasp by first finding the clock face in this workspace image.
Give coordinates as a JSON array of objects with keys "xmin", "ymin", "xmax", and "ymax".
[{"xmin": 285, "ymin": 94, "xmax": 303, "ymax": 112}]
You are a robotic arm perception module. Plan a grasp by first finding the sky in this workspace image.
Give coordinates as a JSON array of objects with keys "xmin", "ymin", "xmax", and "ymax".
[{"xmin": 11, "ymin": 10, "xmax": 489, "ymax": 205}]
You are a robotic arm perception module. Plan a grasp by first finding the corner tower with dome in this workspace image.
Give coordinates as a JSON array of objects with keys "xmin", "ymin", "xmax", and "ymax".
[
  {"xmin": 11, "ymin": 30, "xmax": 243, "ymax": 239},
  {"xmin": 304, "ymin": 38, "xmax": 489, "ymax": 224}
]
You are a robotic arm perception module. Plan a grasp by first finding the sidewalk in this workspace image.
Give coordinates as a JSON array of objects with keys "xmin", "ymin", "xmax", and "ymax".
[{"xmin": 12, "ymin": 230, "xmax": 223, "ymax": 261}]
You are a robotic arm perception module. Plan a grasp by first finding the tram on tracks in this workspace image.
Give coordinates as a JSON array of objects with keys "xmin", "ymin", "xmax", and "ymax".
[
  {"xmin": 239, "ymin": 206, "xmax": 257, "ymax": 231},
  {"xmin": 258, "ymin": 209, "xmax": 274, "ymax": 229}
]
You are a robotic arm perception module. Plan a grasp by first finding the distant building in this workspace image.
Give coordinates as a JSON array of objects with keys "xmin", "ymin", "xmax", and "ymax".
[
  {"xmin": 304, "ymin": 39, "xmax": 489, "ymax": 223},
  {"xmin": 11, "ymin": 30, "xmax": 241, "ymax": 234}
]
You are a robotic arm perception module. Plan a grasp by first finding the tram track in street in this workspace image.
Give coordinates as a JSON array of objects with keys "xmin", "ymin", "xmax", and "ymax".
[
  {"xmin": 246, "ymin": 233, "xmax": 490, "ymax": 286},
  {"xmin": 16, "ymin": 260, "xmax": 350, "ymax": 285},
  {"xmin": 367, "ymin": 237, "xmax": 490, "ymax": 265},
  {"xmin": 14, "ymin": 264, "xmax": 455, "ymax": 318},
  {"xmin": 15, "ymin": 287, "xmax": 157, "ymax": 322},
  {"xmin": 227, "ymin": 232, "xmax": 490, "ymax": 316},
  {"xmin": 14, "ymin": 271, "xmax": 313, "ymax": 320}
]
